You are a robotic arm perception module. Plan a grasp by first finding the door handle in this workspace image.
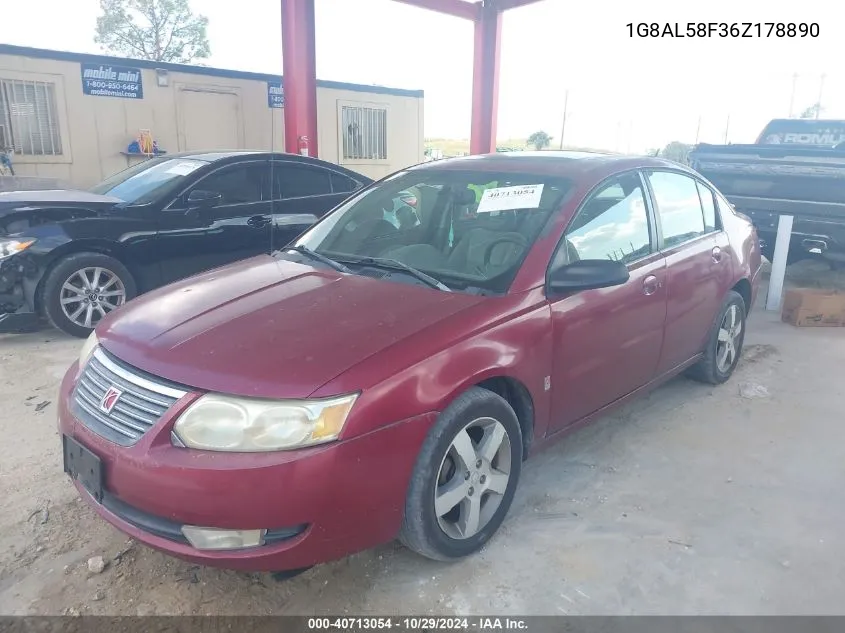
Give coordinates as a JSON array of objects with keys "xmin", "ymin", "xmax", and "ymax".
[
  {"xmin": 247, "ymin": 215, "xmax": 271, "ymax": 228},
  {"xmin": 712, "ymin": 246, "xmax": 723, "ymax": 263},
  {"xmin": 642, "ymin": 274, "xmax": 662, "ymax": 296}
]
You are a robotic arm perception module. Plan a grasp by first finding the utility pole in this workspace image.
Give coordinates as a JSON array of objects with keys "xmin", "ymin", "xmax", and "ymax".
[
  {"xmin": 558, "ymin": 90, "xmax": 569, "ymax": 150},
  {"xmin": 816, "ymin": 74, "xmax": 826, "ymax": 119},
  {"xmin": 788, "ymin": 72, "xmax": 798, "ymax": 117},
  {"xmin": 694, "ymin": 116, "xmax": 702, "ymax": 144},
  {"xmin": 723, "ymin": 115, "xmax": 730, "ymax": 143}
]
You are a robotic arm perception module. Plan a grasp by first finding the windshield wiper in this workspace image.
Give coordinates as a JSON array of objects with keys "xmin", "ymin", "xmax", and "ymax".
[
  {"xmin": 344, "ymin": 256, "xmax": 451, "ymax": 292},
  {"xmin": 286, "ymin": 245, "xmax": 353, "ymax": 274}
]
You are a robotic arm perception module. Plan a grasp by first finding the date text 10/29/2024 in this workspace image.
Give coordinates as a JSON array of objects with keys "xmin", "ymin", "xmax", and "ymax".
[
  {"xmin": 627, "ymin": 22, "xmax": 820, "ymax": 38},
  {"xmin": 307, "ymin": 617, "xmax": 528, "ymax": 630}
]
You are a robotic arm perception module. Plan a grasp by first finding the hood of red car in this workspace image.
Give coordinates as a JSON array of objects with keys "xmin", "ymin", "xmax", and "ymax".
[{"xmin": 98, "ymin": 255, "xmax": 483, "ymax": 399}]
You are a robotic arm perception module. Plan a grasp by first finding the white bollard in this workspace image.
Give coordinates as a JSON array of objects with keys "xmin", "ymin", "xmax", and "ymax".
[{"xmin": 765, "ymin": 214, "xmax": 794, "ymax": 311}]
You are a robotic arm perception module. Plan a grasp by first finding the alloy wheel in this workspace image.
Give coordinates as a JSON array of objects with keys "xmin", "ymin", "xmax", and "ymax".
[
  {"xmin": 716, "ymin": 304, "xmax": 743, "ymax": 373},
  {"xmin": 59, "ymin": 267, "xmax": 127, "ymax": 329},
  {"xmin": 434, "ymin": 417, "xmax": 512, "ymax": 540}
]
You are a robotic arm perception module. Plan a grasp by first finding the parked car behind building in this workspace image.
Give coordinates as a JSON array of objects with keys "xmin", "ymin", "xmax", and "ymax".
[
  {"xmin": 58, "ymin": 151, "xmax": 761, "ymax": 574},
  {"xmin": 0, "ymin": 151, "xmax": 371, "ymax": 337}
]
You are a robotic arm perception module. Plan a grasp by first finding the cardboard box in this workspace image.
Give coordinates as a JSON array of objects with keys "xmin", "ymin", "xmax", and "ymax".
[{"xmin": 781, "ymin": 288, "xmax": 845, "ymax": 327}]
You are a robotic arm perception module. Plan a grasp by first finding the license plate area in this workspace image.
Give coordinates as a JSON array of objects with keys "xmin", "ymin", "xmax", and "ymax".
[{"xmin": 63, "ymin": 435, "xmax": 104, "ymax": 503}]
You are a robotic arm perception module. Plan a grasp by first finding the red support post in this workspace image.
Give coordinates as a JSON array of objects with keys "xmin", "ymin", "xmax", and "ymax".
[
  {"xmin": 281, "ymin": 0, "xmax": 318, "ymax": 157},
  {"xmin": 469, "ymin": 3, "xmax": 502, "ymax": 155}
]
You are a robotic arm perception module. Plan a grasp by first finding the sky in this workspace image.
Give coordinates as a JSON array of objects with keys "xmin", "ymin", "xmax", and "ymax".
[{"xmin": 6, "ymin": 0, "xmax": 845, "ymax": 153}]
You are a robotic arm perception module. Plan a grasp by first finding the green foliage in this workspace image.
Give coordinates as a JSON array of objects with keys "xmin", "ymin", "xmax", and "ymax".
[
  {"xmin": 799, "ymin": 103, "xmax": 823, "ymax": 119},
  {"xmin": 527, "ymin": 131, "xmax": 553, "ymax": 151},
  {"xmin": 660, "ymin": 141, "xmax": 692, "ymax": 164},
  {"xmin": 94, "ymin": 0, "xmax": 210, "ymax": 63}
]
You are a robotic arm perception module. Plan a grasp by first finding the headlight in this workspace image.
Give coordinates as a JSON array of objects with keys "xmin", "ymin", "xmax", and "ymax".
[
  {"xmin": 78, "ymin": 331, "xmax": 99, "ymax": 369},
  {"xmin": 172, "ymin": 393, "xmax": 358, "ymax": 452},
  {"xmin": 0, "ymin": 238, "xmax": 35, "ymax": 261}
]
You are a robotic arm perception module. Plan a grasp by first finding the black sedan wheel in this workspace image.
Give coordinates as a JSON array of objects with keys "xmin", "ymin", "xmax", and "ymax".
[{"xmin": 42, "ymin": 253, "xmax": 137, "ymax": 338}]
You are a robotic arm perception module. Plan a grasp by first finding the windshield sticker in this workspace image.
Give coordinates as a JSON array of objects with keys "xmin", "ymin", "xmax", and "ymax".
[
  {"xmin": 165, "ymin": 161, "xmax": 202, "ymax": 176},
  {"xmin": 476, "ymin": 184, "xmax": 544, "ymax": 213}
]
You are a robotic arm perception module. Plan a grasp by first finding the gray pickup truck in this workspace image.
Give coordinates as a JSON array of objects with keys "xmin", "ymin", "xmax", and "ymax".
[{"xmin": 689, "ymin": 119, "xmax": 845, "ymax": 266}]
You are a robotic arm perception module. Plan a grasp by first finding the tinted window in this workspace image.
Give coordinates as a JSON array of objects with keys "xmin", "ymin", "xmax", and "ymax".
[
  {"xmin": 559, "ymin": 172, "xmax": 651, "ymax": 266},
  {"xmin": 331, "ymin": 172, "xmax": 358, "ymax": 193},
  {"xmin": 647, "ymin": 171, "xmax": 705, "ymax": 247},
  {"xmin": 195, "ymin": 163, "xmax": 266, "ymax": 204},
  {"xmin": 696, "ymin": 182, "xmax": 718, "ymax": 232},
  {"xmin": 274, "ymin": 164, "xmax": 332, "ymax": 199}
]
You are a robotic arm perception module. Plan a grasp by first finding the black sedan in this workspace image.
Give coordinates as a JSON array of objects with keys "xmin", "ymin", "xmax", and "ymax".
[{"xmin": 0, "ymin": 151, "xmax": 371, "ymax": 337}]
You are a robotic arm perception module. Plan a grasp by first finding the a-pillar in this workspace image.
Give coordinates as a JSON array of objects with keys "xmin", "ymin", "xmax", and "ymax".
[
  {"xmin": 281, "ymin": 0, "xmax": 318, "ymax": 157},
  {"xmin": 469, "ymin": 2, "xmax": 502, "ymax": 155}
]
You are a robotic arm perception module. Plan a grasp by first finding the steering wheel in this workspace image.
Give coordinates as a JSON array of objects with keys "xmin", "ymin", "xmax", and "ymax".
[{"xmin": 483, "ymin": 234, "xmax": 528, "ymax": 266}]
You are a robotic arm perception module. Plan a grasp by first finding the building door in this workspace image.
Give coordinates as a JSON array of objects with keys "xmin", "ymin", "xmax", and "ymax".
[{"xmin": 178, "ymin": 88, "xmax": 242, "ymax": 151}]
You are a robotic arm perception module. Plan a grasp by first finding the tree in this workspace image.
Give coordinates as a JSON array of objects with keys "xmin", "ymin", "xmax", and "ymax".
[
  {"xmin": 527, "ymin": 131, "xmax": 553, "ymax": 151},
  {"xmin": 659, "ymin": 141, "xmax": 692, "ymax": 164},
  {"xmin": 95, "ymin": 0, "xmax": 210, "ymax": 63},
  {"xmin": 799, "ymin": 103, "xmax": 823, "ymax": 119}
]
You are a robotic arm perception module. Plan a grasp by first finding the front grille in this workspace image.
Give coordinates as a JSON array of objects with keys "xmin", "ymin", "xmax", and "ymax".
[{"xmin": 72, "ymin": 348, "xmax": 188, "ymax": 446}]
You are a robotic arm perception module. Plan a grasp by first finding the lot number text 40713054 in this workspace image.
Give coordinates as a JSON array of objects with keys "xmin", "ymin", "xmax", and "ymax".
[{"xmin": 626, "ymin": 22, "xmax": 820, "ymax": 38}]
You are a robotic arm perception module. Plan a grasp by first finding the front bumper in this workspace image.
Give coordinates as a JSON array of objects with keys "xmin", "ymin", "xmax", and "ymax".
[
  {"xmin": 58, "ymin": 363, "xmax": 437, "ymax": 572},
  {"xmin": 0, "ymin": 309, "xmax": 39, "ymax": 333},
  {"xmin": 0, "ymin": 253, "xmax": 38, "ymax": 332}
]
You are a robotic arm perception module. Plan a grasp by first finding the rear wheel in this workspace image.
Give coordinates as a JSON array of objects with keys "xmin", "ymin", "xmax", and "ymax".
[
  {"xmin": 399, "ymin": 387, "xmax": 522, "ymax": 561},
  {"xmin": 42, "ymin": 253, "xmax": 136, "ymax": 338},
  {"xmin": 687, "ymin": 290, "xmax": 746, "ymax": 385}
]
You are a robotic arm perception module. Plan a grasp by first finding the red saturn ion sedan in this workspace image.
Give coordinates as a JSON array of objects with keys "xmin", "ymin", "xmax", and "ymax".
[{"xmin": 58, "ymin": 152, "xmax": 761, "ymax": 573}]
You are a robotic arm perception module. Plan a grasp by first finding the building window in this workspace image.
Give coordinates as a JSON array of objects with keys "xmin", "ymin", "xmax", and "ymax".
[
  {"xmin": 0, "ymin": 79, "xmax": 62, "ymax": 155},
  {"xmin": 342, "ymin": 105, "xmax": 387, "ymax": 160}
]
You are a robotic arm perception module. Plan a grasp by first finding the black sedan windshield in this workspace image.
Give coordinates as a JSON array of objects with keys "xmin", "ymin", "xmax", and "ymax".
[
  {"xmin": 293, "ymin": 169, "xmax": 570, "ymax": 293},
  {"xmin": 89, "ymin": 157, "xmax": 208, "ymax": 204}
]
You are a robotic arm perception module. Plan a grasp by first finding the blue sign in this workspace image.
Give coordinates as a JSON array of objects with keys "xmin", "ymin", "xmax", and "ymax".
[
  {"xmin": 81, "ymin": 63, "xmax": 143, "ymax": 99},
  {"xmin": 268, "ymin": 81, "xmax": 284, "ymax": 108}
]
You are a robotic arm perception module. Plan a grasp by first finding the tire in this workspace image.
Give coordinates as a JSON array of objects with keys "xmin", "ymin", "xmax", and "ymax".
[
  {"xmin": 42, "ymin": 252, "xmax": 137, "ymax": 338},
  {"xmin": 687, "ymin": 290, "xmax": 747, "ymax": 385},
  {"xmin": 399, "ymin": 387, "xmax": 523, "ymax": 561}
]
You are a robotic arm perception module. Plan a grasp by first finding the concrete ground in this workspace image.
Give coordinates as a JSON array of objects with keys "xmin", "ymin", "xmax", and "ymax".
[{"xmin": 1, "ymin": 262, "xmax": 844, "ymax": 616}]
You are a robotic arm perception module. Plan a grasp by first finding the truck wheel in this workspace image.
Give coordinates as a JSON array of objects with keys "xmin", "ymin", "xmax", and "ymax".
[
  {"xmin": 399, "ymin": 387, "xmax": 522, "ymax": 561},
  {"xmin": 42, "ymin": 253, "xmax": 136, "ymax": 338}
]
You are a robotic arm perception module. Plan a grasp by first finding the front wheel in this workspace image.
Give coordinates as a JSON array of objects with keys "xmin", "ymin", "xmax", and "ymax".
[
  {"xmin": 42, "ymin": 253, "xmax": 137, "ymax": 338},
  {"xmin": 399, "ymin": 387, "xmax": 522, "ymax": 561},
  {"xmin": 687, "ymin": 290, "xmax": 747, "ymax": 385}
]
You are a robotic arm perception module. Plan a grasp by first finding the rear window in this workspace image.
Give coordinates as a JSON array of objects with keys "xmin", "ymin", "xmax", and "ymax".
[{"xmin": 757, "ymin": 119, "xmax": 845, "ymax": 146}]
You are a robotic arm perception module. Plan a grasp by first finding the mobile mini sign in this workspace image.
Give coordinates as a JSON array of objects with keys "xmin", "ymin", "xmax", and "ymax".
[
  {"xmin": 81, "ymin": 63, "xmax": 144, "ymax": 99},
  {"xmin": 267, "ymin": 81, "xmax": 284, "ymax": 108}
]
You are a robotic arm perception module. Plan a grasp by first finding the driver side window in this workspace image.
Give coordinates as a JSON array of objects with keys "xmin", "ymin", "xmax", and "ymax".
[
  {"xmin": 554, "ymin": 173, "xmax": 652, "ymax": 268},
  {"xmin": 189, "ymin": 163, "xmax": 267, "ymax": 206}
]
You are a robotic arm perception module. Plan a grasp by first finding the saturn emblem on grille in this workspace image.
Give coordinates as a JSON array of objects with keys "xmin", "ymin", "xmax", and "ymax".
[{"xmin": 99, "ymin": 386, "xmax": 123, "ymax": 414}]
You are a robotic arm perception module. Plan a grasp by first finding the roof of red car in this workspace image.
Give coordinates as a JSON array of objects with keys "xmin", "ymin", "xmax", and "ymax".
[{"xmin": 413, "ymin": 151, "xmax": 691, "ymax": 180}]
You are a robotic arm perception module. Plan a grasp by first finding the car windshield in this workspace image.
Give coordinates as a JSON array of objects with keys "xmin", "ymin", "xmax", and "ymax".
[
  {"xmin": 292, "ymin": 168, "xmax": 571, "ymax": 294},
  {"xmin": 89, "ymin": 158, "xmax": 208, "ymax": 204}
]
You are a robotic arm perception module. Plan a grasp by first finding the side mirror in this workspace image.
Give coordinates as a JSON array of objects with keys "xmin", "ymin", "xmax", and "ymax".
[
  {"xmin": 186, "ymin": 189, "xmax": 222, "ymax": 209},
  {"xmin": 547, "ymin": 259, "xmax": 630, "ymax": 296}
]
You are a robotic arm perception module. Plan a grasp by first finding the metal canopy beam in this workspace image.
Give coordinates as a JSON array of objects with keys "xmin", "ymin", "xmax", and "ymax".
[
  {"xmin": 279, "ymin": 0, "xmax": 547, "ymax": 158},
  {"xmin": 494, "ymin": 0, "xmax": 544, "ymax": 10},
  {"xmin": 392, "ymin": 0, "xmax": 480, "ymax": 20},
  {"xmin": 281, "ymin": 0, "xmax": 318, "ymax": 156}
]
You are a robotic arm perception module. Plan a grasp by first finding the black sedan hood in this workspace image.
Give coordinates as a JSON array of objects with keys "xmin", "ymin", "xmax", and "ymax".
[{"xmin": 0, "ymin": 189, "xmax": 122, "ymax": 212}]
